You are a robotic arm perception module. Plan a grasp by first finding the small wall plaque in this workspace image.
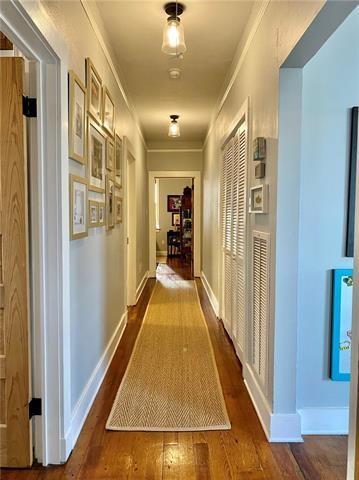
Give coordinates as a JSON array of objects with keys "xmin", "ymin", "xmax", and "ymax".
[
  {"xmin": 255, "ymin": 162, "xmax": 266, "ymax": 179},
  {"xmin": 253, "ymin": 137, "xmax": 266, "ymax": 161},
  {"xmin": 249, "ymin": 184, "xmax": 268, "ymax": 214}
]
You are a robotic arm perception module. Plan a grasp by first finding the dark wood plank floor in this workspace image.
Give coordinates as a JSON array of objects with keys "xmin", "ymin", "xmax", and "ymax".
[{"xmin": 1, "ymin": 258, "xmax": 348, "ymax": 479}]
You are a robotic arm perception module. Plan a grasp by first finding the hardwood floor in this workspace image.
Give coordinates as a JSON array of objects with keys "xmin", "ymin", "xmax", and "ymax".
[{"xmin": 1, "ymin": 264, "xmax": 348, "ymax": 479}]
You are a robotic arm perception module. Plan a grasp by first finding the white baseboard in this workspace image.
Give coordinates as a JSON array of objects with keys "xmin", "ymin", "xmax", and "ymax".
[
  {"xmin": 243, "ymin": 363, "xmax": 303, "ymax": 442},
  {"xmin": 200, "ymin": 271, "xmax": 219, "ymax": 317},
  {"xmin": 136, "ymin": 271, "xmax": 149, "ymax": 303},
  {"xmin": 298, "ymin": 407, "xmax": 349, "ymax": 435},
  {"xmin": 61, "ymin": 310, "xmax": 128, "ymax": 460},
  {"xmin": 156, "ymin": 251, "xmax": 167, "ymax": 256}
]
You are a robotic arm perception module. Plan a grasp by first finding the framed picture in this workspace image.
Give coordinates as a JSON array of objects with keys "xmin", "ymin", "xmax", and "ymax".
[
  {"xmin": 346, "ymin": 107, "xmax": 358, "ymax": 257},
  {"xmin": 68, "ymin": 70, "xmax": 87, "ymax": 165},
  {"xmin": 106, "ymin": 137, "xmax": 115, "ymax": 174},
  {"xmin": 115, "ymin": 134, "xmax": 123, "ymax": 188},
  {"xmin": 102, "ymin": 86, "xmax": 115, "ymax": 136},
  {"xmin": 172, "ymin": 213, "xmax": 180, "ymax": 226},
  {"xmin": 331, "ymin": 269, "xmax": 353, "ymax": 381},
  {"xmin": 69, "ymin": 175, "xmax": 88, "ymax": 239},
  {"xmin": 115, "ymin": 196, "xmax": 123, "ymax": 224},
  {"xmin": 167, "ymin": 195, "xmax": 181, "ymax": 212},
  {"xmin": 249, "ymin": 184, "xmax": 268, "ymax": 214},
  {"xmin": 85, "ymin": 58, "xmax": 102, "ymax": 123},
  {"xmin": 98, "ymin": 202, "xmax": 106, "ymax": 227},
  {"xmin": 106, "ymin": 175, "xmax": 115, "ymax": 230},
  {"xmin": 88, "ymin": 200, "xmax": 99, "ymax": 228},
  {"xmin": 88, "ymin": 117, "xmax": 106, "ymax": 193}
]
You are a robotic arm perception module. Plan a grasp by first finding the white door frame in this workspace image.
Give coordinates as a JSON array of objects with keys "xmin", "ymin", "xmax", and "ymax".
[
  {"xmin": 0, "ymin": 0, "xmax": 71, "ymax": 465},
  {"xmin": 148, "ymin": 170, "xmax": 201, "ymax": 278},
  {"xmin": 123, "ymin": 137, "xmax": 137, "ymax": 306}
]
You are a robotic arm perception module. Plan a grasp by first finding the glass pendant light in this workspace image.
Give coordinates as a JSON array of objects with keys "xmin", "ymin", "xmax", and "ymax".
[
  {"xmin": 162, "ymin": 2, "xmax": 187, "ymax": 56},
  {"xmin": 168, "ymin": 115, "xmax": 180, "ymax": 137}
]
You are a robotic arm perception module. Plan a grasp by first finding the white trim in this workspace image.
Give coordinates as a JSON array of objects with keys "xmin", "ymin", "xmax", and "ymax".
[
  {"xmin": 299, "ymin": 407, "xmax": 349, "ymax": 435},
  {"xmin": 136, "ymin": 271, "xmax": 149, "ymax": 304},
  {"xmin": 243, "ymin": 363, "xmax": 303, "ymax": 442},
  {"xmin": 61, "ymin": 310, "xmax": 128, "ymax": 458},
  {"xmin": 80, "ymin": 0, "xmax": 146, "ymax": 147},
  {"xmin": 148, "ymin": 170, "xmax": 201, "ymax": 278},
  {"xmin": 156, "ymin": 250, "xmax": 168, "ymax": 257},
  {"xmin": 200, "ymin": 271, "xmax": 219, "ymax": 317},
  {"xmin": 147, "ymin": 149, "xmax": 203, "ymax": 153},
  {"xmin": 204, "ymin": 0, "xmax": 270, "ymax": 147},
  {"xmin": 0, "ymin": 0, "xmax": 71, "ymax": 465}
]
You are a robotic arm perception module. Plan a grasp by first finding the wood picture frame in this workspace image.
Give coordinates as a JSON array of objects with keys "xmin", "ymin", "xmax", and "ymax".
[
  {"xmin": 167, "ymin": 195, "xmax": 181, "ymax": 212},
  {"xmin": 88, "ymin": 117, "xmax": 106, "ymax": 193},
  {"xmin": 69, "ymin": 175, "xmax": 88, "ymax": 239},
  {"xmin": 98, "ymin": 201, "xmax": 106, "ymax": 227},
  {"xmin": 85, "ymin": 57, "xmax": 102, "ymax": 123},
  {"xmin": 115, "ymin": 133, "xmax": 123, "ymax": 188},
  {"xmin": 68, "ymin": 70, "xmax": 87, "ymax": 165},
  {"xmin": 115, "ymin": 195, "xmax": 123, "ymax": 224},
  {"xmin": 102, "ymin": 86, "xmax": 115, "ymax": 136},
  {"xmin": 88, "ymin": 199, "xmax": 99, "ymax": 228},
  {"xmin": 106, "ymin": 175, "xmax": 115, "ymax": 230},
  {"xmin": 331, "ymin": 269, "xmax": 353, "ymax": 381},
  {"xmin": 106, "ymin": 137, "xmax": 115, "ymax": 175},
  {"xmin": 346, "ymin": 106, "xmax": 358, "ymax": 257}
]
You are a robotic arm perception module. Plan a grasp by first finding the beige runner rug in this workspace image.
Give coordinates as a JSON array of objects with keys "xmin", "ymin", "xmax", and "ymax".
[{"xmin": 106, "ymin": 277, "xmax": 231, "ymax": 431}]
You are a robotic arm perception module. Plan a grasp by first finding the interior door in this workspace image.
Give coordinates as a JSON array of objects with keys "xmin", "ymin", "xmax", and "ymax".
[
  {"xmin": 221, "ymin": 121, "xmax": 247, "ymax": 360},
  {"xmin": 0, "ymin": 57, "xmax": 32, "ymax": 467}
]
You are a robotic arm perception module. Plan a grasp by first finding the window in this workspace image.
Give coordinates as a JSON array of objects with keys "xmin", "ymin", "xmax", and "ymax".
[{"xmin": 155, "ymin": 178, "xmax": 160, "ymax": 230}]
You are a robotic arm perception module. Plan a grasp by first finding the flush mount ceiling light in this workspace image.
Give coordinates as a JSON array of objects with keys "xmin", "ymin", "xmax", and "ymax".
[
  {"xmin": 162, "ymin": 2, "xmax": 187, "ymax": 57},
  {"xmin": 168, "ymin": 114, "xmax": 180, "ymax": 137},
  {"xmin": 169, "ymin": 67, "xmax": 181, "ymax": 79}
]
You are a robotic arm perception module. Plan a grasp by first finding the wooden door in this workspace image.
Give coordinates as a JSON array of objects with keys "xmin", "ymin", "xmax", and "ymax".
[{"xmin": 0, "ymin": 57, "xmax": 32, "ymax": 467}]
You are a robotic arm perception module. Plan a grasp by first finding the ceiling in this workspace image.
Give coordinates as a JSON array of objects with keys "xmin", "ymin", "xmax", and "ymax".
[{"xmin": 95, "ymin": 1, "xmax": 254, "ymax": 147}]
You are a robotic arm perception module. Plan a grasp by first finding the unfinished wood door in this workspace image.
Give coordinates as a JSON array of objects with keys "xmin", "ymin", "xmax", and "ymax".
[{"xmin": 0, "ymin": 57, "xmax": 32, "ymax": 467}]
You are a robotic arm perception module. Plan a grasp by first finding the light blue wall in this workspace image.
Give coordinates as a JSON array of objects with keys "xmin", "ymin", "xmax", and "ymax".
[{"xmin": 297, "ymin": 8, "xmax": 359, "ymax": 408}]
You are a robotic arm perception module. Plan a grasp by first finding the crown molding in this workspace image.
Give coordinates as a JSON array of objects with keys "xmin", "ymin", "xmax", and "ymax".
[
  {"xmin": 80, "ymin": 0, "xmax": 146, "ymax": 147},
  {"xmin": 204, "ymin": 0, "xmax": 271, "ymax": 147},
  {"xmin": 147, "ymin": 149, "xmax": 203, "ymax": 153}
]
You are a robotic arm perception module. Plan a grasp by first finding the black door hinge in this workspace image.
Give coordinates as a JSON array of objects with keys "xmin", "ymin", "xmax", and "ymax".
[
  {"xmin": 23, "ymin": 96, "xmax": 37, "ymax": 118},
  {"xmin": 29, "ymin": 398, "xmax": 42, "ymax": 419}
]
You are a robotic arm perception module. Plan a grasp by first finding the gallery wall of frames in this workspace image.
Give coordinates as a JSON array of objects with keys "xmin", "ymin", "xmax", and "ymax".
[{"xmin": 68, "ymin": 58, "xmax": 123, "ymax": 240}]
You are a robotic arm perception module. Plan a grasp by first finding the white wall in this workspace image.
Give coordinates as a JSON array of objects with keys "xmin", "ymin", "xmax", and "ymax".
[
  {"xmin": 40, "ymin": 1, "xmax": 148, "ymax": 413},
  {"xmin": 297, "ymin": 8, "xmax": 358, "ymax": 410},
  {"xmin": 147, "ymin": 150, "xmax": 202, "ymax": 172},
  {"xmin": 156, "ymin": 178, "xmax": 191, "ymax": 252},
  {"xmin": 202, "ymin": 0, "xmax": 325, "ymax": 420}
]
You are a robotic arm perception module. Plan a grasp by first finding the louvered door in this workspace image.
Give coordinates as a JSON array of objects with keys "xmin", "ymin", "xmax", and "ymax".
[
  {"xmin": 252, "ymin": 231, "xmax": 270, "ymax": 391},
  {"xmin": 221, "ymin": 121, "xmax": 247, "ymax": 359}
]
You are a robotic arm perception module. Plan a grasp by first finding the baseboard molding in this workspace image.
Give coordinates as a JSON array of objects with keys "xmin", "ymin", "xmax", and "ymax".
[
  {"xmin": 200, "ymin": 271, "xmax": 219, "ymax": 317},
  {"xmin": 243, "ymin": 363, "xmax": 303, "ymax": 442},
  {"xmin": 136, "ymin": 271, "xmax": 149, "ymax": 304},
  {"xmin": 156, "ymin": 251, "xmax": 167, "ymax": 257},
  {"xmin": 298, "ymin": 407, "xmax": 349, "ymax": 435},
  {"xmin": 61, "ymin": 310, "xmax": 128, "ymax": 460}
]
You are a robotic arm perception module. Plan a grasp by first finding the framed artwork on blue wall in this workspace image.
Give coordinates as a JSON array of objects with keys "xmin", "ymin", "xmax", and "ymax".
[{"xmin": 331, "ymin": 269, "xmax": 353, "ymax": 381}]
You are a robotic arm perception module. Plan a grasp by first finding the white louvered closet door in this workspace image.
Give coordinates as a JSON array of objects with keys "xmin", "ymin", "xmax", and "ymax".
[
  {"xmin": 221, "ymin": 121, "xmax": 247, "ymax": 360},
  {"xmin": 252, "ymin": 231, "xmax": 270, "ymax": 391}
]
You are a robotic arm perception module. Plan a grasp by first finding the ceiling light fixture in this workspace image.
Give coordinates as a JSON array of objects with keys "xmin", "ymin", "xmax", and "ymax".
[
  {"xmin": 168, "ymin": 115, "xmax": 180, "ymax": 137},
  {"xmin": 169, "ymin": 67, "xmax": 181, "ymax": 79},
  {"xmin": 162, "ymin": 2, "xmax": 187, "ymax": 57}
]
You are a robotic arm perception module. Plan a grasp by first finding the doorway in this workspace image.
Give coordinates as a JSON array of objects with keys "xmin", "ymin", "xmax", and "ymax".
[
  {"xmin": 276, "ymin": 5, "xmax": 359, "ymax": 478},
  {"xmin": 126, "ymin": 148, "xmax": 136, "ymax": 306},
  {"xmin": 148, "ymin": 170, "xmax": 201, "ymax": 278}
]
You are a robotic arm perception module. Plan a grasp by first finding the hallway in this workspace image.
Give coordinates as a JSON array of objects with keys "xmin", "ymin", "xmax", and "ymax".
[{"xmin": 2, "ymin": 261, "xmax": 347, "ymax": 479}]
